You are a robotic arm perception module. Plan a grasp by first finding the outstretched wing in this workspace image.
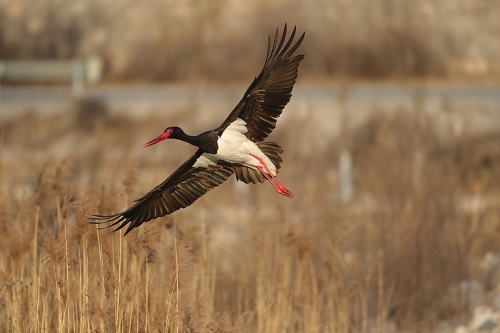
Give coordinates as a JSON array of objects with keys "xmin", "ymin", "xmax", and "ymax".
[
  {"xmin": 216, "ymin": 24, "xmax": 305, "ymax": 142},
  {"xmin": 90, "ymin": 149, "xmax": 233, "ymax": 236}
]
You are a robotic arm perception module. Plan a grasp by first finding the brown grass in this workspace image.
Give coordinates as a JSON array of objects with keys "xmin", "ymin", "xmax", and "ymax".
[{"xmin": 0, "ymin": 90, "xmax": 499, "ymax": 332}]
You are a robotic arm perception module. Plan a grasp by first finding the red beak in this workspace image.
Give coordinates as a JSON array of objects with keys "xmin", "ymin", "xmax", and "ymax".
[{"xmin": 144, "ymin": 132, "xmax": 169, "ymax": 147}]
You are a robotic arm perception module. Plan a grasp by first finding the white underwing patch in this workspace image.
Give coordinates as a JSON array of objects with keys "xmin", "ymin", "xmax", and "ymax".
[{"xmin": 193, "ymin": 153, "xmax": 218, "ymax": 168}]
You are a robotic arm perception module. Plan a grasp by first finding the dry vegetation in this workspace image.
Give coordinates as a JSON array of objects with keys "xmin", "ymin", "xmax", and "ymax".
[
  {"xmin": 0, "ymin": 91, "xmax": 499, "ymax": 332},
  {"xmin": 1, "ymin": 0, "xmax": 500, "ymax": 81},
  {"xmin": 1, "ymin": 1, "xmax": 499, "ymax": 331}
]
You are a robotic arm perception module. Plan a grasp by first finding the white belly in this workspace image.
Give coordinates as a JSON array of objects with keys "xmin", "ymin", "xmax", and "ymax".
[{"xmin": 214, "ymin": 118, "xmax": 277, "ymax": 176}]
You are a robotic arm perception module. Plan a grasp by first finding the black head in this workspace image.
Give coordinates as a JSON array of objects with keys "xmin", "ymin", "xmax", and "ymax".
[{"xmin": 144, "ymin": 126, "xmax": 184, "ymax": 147}]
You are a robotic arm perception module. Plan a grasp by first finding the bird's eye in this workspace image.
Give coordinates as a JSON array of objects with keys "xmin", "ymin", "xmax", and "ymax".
[{"xmin": 166, "ymin": 129, "xmax": 173, "ymax": 135}]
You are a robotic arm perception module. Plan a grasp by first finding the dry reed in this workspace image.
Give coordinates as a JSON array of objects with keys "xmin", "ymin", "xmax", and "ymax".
[{"xmin": 0, "ymin": 91, "xmax": 499, "ymax": 332}]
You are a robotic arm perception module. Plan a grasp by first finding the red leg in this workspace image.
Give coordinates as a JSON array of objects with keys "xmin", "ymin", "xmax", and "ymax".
[{"xmin": 249, "ymin": 154, "xmax": 293, "ymax": 198}]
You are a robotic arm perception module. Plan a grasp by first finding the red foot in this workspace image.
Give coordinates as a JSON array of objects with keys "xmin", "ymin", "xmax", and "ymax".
[
  {"xmin": 257, "ymin": 166, "xmax": 293, "ymax": 198},
  {"xmin": 249, "ymin": 153, "xmax": 293, "ymax": 198}
]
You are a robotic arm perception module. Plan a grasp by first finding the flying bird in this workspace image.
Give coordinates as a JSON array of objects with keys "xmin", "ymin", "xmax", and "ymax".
[{"xmin": 90, "ymin": 24, "xmax": 305, "ymax": 235}]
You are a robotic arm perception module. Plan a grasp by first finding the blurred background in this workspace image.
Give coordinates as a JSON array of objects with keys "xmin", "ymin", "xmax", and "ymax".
[
  {"xmin": 1, "ymin": 0, "xmax": 500, "ymax": 81},
  {"xmin": 1, "ymin": 1, "xmax": 500, "ymax": 332}
]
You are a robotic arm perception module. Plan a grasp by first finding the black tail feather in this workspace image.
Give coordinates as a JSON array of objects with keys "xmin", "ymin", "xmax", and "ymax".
[{"xmin": 234, "ymin": 142, "xmax": 284, "ymax": 184}]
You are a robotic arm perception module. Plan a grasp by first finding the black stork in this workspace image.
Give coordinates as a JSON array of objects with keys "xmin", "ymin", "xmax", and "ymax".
[{"xmin": 90, "ymin": 24, "xmax": 305, "ymax": 235}]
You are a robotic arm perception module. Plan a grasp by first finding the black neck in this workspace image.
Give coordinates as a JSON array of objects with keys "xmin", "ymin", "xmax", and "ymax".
[{"xmin": 177, "ymin": 130, "xmax": 218, "ymax": 154}]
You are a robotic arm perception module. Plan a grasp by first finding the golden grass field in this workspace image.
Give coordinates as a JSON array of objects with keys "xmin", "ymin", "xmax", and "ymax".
[{"xmin": 1, "ymin": 86, "xmax": 499, "ymax": 332}]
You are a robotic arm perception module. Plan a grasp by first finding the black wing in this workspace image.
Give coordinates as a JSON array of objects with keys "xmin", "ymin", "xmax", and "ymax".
[
  {"xmin": 216, "ymin": 24, "xmax": 305, "ymax": 142},
  {"xmin": 90, "ymin": 149, "xmax": 233, "ymax": 236}
]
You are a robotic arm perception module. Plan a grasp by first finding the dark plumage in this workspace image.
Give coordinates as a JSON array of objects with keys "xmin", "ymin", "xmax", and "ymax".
[
  {"xmin": 90, "ymin": 24, "xmax": 305, "ymax": 235},
  {"xmin": 217, "ymin": 25, "xmax": 305, "ymax": 141}
]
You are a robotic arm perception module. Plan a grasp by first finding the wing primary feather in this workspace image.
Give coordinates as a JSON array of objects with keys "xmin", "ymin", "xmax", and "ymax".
[
  {"xmin": 269, "ymin": 26, "xmax": 280, "ymax": 63},
  {"xmin": 273, "ymin": 24, "xmax": 288, "ymax": 60},
  {"xmin": 89, "ymin": 214, "xmax": 121, "ymax": 222},
  {"xmin": 107, "ymin": 216, "xmax": 126, "ymax": 228},
  {"xmin": 266, "ymin": 35, "xmax": 272, "ymax": 63},
  {"xmin": 123, "ymin": 221, "xmax": 136, "ymax": 236},
  {"xmin": 277, "ymin": 25, "xmax": 296, "ymax": 58},
  {"xmin": 112, "ymin": 218, "xmax": 130, "ymax": 233},
  {"xmin": 285, "ymin": 32, "xmax": 305, "ymax": 58},
  {"xmin": 97, "ymin": 225, "xmax": 110, "ymax": 231}
]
